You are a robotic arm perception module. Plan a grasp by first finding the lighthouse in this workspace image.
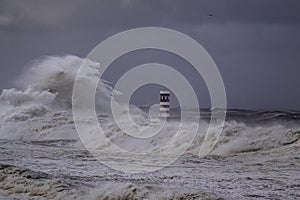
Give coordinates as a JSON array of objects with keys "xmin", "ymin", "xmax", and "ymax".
[{"xmin": 160, "ymin": 90, "xmax": 170, "ymax": 117}]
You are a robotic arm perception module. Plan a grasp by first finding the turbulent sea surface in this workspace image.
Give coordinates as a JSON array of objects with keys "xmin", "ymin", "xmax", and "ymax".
[{"xmin": 0, "ymin": 55, "xmax": 299, "ymax": 199}]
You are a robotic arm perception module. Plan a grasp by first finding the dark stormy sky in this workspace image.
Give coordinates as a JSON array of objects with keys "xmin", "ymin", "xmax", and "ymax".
[{"xmin": 0, "ymin": 0, "xmax": 300, "ymax": 110}]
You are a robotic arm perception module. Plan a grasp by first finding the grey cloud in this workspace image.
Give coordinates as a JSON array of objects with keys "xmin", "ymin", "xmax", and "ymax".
[
  {"xmin": 1, "ymin": 0, "xmax": 300, "ymax": 33},
  {"xmin": 0, "ymin": 0, "xmax": 300, "ymax": 109}
]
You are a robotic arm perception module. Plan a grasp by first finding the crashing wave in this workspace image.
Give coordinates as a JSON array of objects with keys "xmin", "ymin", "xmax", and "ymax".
[{"xmin": 0, "ymin": 55, "xmax": 299, "ymax": 156}]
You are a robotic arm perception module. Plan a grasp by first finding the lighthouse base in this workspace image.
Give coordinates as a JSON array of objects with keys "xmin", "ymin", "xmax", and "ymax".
[{"xmin": 160, "ymin": 112, "xmax": 170, "ymax": 118}]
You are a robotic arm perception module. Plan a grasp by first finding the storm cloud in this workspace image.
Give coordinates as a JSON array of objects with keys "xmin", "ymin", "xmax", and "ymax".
[{"xmin": 0, "ymin": 0, "xmax": 300, "ymax": 109}]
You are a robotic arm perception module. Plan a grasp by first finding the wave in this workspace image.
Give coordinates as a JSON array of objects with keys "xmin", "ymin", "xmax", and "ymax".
[
  {"xmin": 87, "ymin": 183, "xmax": 221, "ymax": 200},
  {"xmin": 225, "ymin": 109, "xmax": 300, "ymax": 121},
  {"xmin": 2, "ymin": 55, "xmax": 113, "ymax": 110},
  {"xmin": 210, "ymin": 120, "xmax": 300, "ymax": 155},
  {"xmin": 0, "ymin": 163, "xmax": 222, "ymax": 200},
  {"xmin": 0, "ymin": 55, "xmax": 299, "ymax": 157},
  {"xmin": 0, "ymin": 163, "xmax": 77, "ymax": 199},
  {"xmin": 0, "ymin": 55, "xmax": 148, "ymax": 141}
]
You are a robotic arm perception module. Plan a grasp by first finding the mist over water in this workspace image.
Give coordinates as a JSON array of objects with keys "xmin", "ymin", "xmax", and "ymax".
[{"xmin": 0, "ymin": 55, "xmax": 299, "ymax": 199}]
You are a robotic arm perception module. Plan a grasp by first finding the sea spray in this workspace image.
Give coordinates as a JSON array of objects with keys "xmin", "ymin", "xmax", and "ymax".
[{"xmin": 0, "ymin": 55, "xmax": 299, "ymax": 155}]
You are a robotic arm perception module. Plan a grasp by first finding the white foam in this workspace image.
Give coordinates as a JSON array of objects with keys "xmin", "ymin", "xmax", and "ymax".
[
  {"xmin": 0, "ymin": 55, "xmax": 120, "ymax": 140},
  {"xmin": 0, "ymin": 55, "xmax": 299, "ymax": 157}
]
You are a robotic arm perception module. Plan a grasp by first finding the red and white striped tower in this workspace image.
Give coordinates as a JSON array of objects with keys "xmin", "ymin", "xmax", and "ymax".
[{"xmin": 160, "ymin": 90, "xmax": 170, "ymax": 117}]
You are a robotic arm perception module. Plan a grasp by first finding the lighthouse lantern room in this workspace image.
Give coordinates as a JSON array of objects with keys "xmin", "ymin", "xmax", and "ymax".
[{"xmin": 160, "ymin": 90, "xmax": 170, "ymax": 117}]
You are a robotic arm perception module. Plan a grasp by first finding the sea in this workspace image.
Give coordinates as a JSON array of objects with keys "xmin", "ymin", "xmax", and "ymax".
[{"xmin": 0, "ymin": 55, "xmax": 299, "ymax": 199}]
